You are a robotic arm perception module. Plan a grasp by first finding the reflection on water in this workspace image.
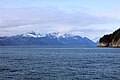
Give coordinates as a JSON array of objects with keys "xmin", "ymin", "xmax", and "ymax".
[{"xmin": 0, "ymin": 46, "xmax": 120, "ymax": 80}]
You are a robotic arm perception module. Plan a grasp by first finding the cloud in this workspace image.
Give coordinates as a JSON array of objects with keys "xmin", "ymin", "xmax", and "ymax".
[
  {"xmin": 0, "ymin": 7, "xmax": 120, "ymax": 40},
  {"xmin": 0, "ymin": 8, "xmax": 119, "ymax": 27}
]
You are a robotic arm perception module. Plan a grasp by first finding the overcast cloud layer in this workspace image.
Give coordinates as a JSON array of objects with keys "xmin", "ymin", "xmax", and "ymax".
[{"xmin": 0, "ymin": 0, "xmax": 120, "ymax": 41}]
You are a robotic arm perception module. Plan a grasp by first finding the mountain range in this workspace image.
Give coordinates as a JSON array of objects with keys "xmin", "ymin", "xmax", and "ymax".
[{"xmin": 0, "ymin": 32, "xmax": 96, "ymax": 46}]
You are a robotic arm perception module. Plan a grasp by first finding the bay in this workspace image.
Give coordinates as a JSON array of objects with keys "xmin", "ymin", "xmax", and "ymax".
[{"xmin": 0, "ymin": 46, "xmax": 120, "ymax": 80}]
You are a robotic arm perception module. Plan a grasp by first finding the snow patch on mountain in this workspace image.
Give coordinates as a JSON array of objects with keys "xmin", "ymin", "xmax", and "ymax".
[
  {"xmin": 21, "ymin": 32, "xmax": 75, "ymax": 38},
  {"xmin": 21, "ymin": 32, "xmax": 45, "ymax": 38}
]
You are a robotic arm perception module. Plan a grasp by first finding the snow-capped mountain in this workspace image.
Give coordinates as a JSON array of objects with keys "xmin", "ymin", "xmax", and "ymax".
[
  {"xmin": 0, "ymin": 32, "xmax": 96, "ymax": 46},
  {"xmin": 21, "ymin": 32, "xmax": 45, "ymax": 38},
  {"xmin": 21, "ymin": 32, "xmax": 74, "ymax": 38}
]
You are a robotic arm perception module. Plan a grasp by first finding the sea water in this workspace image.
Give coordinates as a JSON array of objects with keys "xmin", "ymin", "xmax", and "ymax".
[{"xmin": 0, "ymin": 46, "xmax": 120, "ymax": 80}]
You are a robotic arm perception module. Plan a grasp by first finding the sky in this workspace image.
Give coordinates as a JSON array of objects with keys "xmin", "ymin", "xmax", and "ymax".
[{"xmin": 0, "ymin": 0, "xmax": 120, "ymax": 41}]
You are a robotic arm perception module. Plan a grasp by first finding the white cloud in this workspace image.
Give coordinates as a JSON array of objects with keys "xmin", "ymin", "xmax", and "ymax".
[{"xmin": 0, "ymin": 8, "xmax": 120, "ymax": 40}]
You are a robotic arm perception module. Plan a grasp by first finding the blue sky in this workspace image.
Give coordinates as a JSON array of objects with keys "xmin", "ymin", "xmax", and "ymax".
[{"xmin": 0, "ymin": 0, "xmax": 120, "ymax": 41}]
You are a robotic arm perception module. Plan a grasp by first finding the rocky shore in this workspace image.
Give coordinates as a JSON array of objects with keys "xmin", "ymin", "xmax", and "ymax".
[{"xmin": 98, "ymin": 28, "xmax": 120, "ymax": 48}]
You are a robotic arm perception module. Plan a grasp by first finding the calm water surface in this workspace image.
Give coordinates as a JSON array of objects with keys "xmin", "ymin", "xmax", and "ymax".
[{"xmin": 0, "ymin": 46, "xmax": 120, "ymax": 80}]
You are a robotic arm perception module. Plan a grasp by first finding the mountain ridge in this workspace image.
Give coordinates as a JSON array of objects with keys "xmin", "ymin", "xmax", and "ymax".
[{"xmin": 0, "ymin": 32, "xmax": 96, "ymax": 46}]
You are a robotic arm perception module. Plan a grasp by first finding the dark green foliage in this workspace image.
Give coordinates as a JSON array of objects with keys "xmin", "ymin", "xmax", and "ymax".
[{"xmin": 112, "ymin": 28, "xmax": 120, "ymax": 41}]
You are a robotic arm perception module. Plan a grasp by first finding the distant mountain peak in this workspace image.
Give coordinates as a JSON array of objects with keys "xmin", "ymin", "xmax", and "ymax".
[
  {"xmin": 21, "ymin": 31, "xmax": 75, "ymax": 39},
  {"xmin": 46, "ymin": 32, "xmax": 63, "ymax": 38},
  {"xmin": 21, "ymin": 31, "xmax": 45, "ymax": 38}
]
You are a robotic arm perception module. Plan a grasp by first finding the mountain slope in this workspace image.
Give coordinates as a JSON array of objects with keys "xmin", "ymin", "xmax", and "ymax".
[
  {"xmin": 0, "ymin": 32, "xmax": 96, "ymax": 46},
  {"xmin": 98, "ymin": 28, "xmax": 120, "ymax": 47}
]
